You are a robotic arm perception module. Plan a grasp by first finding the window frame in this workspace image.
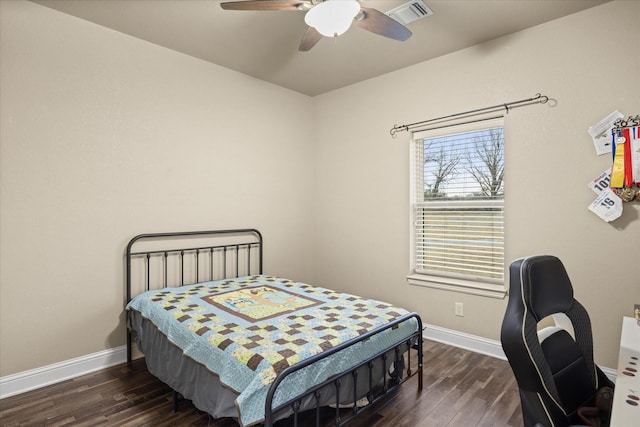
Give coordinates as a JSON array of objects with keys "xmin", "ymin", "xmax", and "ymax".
[{"xmin": 407, "ymin": 118, "xmax": 507, "ymax": 299}]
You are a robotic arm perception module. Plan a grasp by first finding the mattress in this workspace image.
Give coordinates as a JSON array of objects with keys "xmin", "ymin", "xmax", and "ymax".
[{"xmin": 126, "ymin": 275, "xmax": 417, "ymax": 426}]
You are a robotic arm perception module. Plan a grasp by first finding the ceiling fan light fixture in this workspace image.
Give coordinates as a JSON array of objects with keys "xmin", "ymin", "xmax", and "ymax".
[{"xmin": 304, "ymin": 0, "xmax": 361, "ymax": 38}]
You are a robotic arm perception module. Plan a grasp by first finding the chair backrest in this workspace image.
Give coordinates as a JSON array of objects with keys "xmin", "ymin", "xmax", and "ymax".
[{"xmin": 500, "ymin": 255, "xmax": 607, "ymax": 427}]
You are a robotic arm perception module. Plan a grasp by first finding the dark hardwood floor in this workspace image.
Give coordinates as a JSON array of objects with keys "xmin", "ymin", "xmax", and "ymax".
[{"xmin": 0, "ymin": 340, "xmax": 523, "ymax": 427}]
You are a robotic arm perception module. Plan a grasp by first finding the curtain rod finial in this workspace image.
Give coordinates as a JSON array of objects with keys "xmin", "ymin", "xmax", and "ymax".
[{"xmin": 390, "ymin": 124, "xmax": 408, "ymax": 138}]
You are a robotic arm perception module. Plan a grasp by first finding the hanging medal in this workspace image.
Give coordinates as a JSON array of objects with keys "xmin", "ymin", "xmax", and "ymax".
[
  {"xmin": 623, "ymin": 128, "xmax": 633, "ymax": 186},
  {"xmin": 610, "ymin": 130, "xmax": 626, "ymax": 188},
  {"xmin": 632, "ymin": 126, "xmax": 640, "ymax": 185},
  {"xmin": 618, "ymin": 128, "xmax": 636, "ymax": 202},
  {"xmin": 633, "ymin": 126, "xmax": 640, "ymax": 201}
]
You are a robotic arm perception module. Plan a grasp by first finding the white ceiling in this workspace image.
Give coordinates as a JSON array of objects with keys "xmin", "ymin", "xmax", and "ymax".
[{"xmin": 32, "ymin": 0, "xmax": 610, "ymax": 96}]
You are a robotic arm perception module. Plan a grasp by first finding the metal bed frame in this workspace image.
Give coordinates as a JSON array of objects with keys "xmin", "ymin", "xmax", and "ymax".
[{"xmin": 125, "ymin": 229, "xmax": 423, "ymax": 426}]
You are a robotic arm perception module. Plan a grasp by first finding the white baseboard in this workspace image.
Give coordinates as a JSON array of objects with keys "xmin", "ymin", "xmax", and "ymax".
[
  {"xmin": 424, "ymin": 323, "xmax": 507, "ymax": 360},
  {"xmin": 423, "ymin": 323, "xmax": 617, "ymax": 383},
  {"xmin": 0, "ymin": 345, "xmax": 127, "ymax": 400},
  {"xmin": 601, "ymin": 366, "xmax": 617, "ymax": 384},
  {"xmin": 0, "ymin": 326, "xmax": 619, "ymax": 401}
]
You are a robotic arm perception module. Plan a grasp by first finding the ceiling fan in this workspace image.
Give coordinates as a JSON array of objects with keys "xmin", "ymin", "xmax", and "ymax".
[{"xmin": 220, "ymin": 0, "xmax": 412, "ymax": 51}]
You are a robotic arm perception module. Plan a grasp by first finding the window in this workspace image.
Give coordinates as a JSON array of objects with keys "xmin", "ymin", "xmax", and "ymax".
[{"xmin": 408, "ymin": 118, "xmax": 506, "ymax": 298}]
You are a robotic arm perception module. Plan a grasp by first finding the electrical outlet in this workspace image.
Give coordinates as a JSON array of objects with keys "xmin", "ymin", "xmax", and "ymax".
[{"xmin": 455, "ymin": 302, "xmax": 464, "ymax": 317}]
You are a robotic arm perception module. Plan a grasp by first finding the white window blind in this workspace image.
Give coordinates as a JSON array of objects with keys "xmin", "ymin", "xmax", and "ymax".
[{"xmin": 410, "ymin": 119, "xmax": 505, "ymax": 294}]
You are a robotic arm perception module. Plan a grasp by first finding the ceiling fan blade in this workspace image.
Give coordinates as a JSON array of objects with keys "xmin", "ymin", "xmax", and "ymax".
[
  {"xmin": 299, "ymin": 26, "xmax": 323, "ymax": 51},
  {"xmin": 354, "ymin": 7, "xmax": 412, "ymax": 41},
  {"xmin": 220, "ymin": 0, "xmax": 306, "ymax": 11}
]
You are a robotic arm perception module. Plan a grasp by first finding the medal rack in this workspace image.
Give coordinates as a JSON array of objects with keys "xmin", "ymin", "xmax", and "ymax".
[
  {"xmin": 613, "ymin": 115, "xmax": 640, "ymax": 131},
  {"xmin": 587, "ymin": 112, "xmax": 639, "ymax": 223},
  {"xmin": 610, "ymin": 115, "xmax": 640, "ymax": 203}
]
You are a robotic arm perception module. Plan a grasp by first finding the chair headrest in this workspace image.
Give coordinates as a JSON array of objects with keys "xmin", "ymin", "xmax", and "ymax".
[{"xmin": 515, "ymin": 255, "xmax": 574, "ymax": 321}]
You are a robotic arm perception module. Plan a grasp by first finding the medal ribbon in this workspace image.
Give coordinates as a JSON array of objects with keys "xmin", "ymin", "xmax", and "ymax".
[
  {"xmin": 633, "ymin": 126, "xmax": 640, "ymax": 185},
  {"xmin": 622, "ymin": 128, "xmax": 633, "ymax": 187},
  {"xmin": 610, "ymin": 131, "xmax": 625, "ymax": 188}
]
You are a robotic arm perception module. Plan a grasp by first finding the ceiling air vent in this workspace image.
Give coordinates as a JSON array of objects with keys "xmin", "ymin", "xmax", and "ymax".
[{"xmin": 386, "ymin": 0, "xmax": 433, "ymax": 26}]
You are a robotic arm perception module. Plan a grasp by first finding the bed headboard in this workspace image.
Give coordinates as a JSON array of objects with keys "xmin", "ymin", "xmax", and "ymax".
[
  {"xmin": 125, "ymin": 229, "xmax": 263, "ymax": 363},
  {"xmin": 125, "ymin": 228, "xmax": 263, "ymax": 304}
]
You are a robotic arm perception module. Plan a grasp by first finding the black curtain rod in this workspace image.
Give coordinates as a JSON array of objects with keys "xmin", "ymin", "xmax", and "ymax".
[{"xmin": 390, "ymin": 93, "xmax": 550, "ymax": 138}]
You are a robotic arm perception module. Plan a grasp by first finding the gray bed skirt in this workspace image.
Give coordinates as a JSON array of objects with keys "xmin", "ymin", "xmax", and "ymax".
[{"xmin": 129, "ymin": 311, "xmax": 389, "ymax": 426}]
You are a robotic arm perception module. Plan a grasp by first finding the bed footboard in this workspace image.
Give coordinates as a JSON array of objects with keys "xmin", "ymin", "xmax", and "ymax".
[{"xmin": 264, "ymin": 312, "xmax": 423, "ymax": 427}]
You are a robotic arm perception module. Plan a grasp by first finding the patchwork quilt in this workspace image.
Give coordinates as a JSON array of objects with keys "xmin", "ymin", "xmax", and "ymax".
[{"xmin": 126, "ymin": 275, "xmax": 417, "ymax": 426}]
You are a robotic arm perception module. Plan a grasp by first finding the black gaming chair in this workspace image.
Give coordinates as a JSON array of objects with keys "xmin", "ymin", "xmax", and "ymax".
[{"xmin": 501, "ymin": 255, "xmax": 613, "ymax": 427}]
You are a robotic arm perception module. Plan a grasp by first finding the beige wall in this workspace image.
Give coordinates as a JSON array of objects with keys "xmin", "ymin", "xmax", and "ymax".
[
  {"xmin": 0, "ymin": 0, "xmax": 315, "ymax": 376},
  {"xmin": 311, "ymin": 0, "xmax": 639, "ymax": 369},
  {"xmin": 1, "ymin": 0, "xmax": 638, "ymax": 378}
]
